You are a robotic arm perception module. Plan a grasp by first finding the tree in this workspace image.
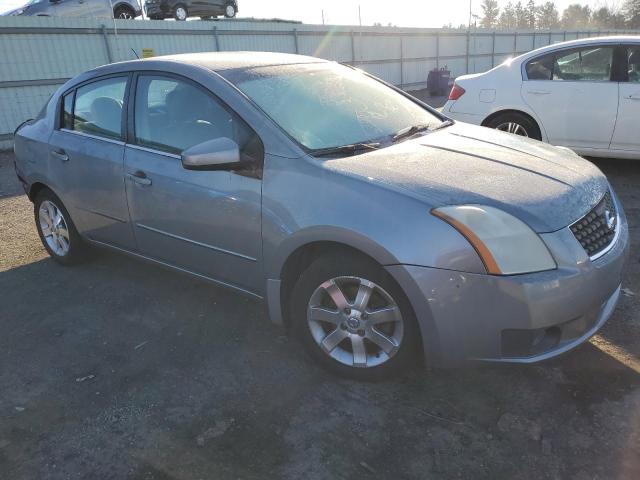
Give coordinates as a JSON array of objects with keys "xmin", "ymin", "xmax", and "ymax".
[
  {"xmin": 537, "ymin": 1, "xmax": 559, "ymax": 29},
  {"xmin": 623, "ymin": 0, "xmax": 640, "ymax": 28},
  {"xmin": 514, "ymin": 1, "xmax": 529, "ymax": 28},
  {"xmin": 526, "ymin": 0, "xmax": 537, "ymax": 28},
  {"xmin": 499, "ymin": 2, "xmax": 517, "ymax": 29},
  {"xmin": 480, "ymin": 0, "xmax": 500, "ymax": 28},
  {"xmin": 561, "ymin": 4, "xmax": 591, "ymax": 29}
]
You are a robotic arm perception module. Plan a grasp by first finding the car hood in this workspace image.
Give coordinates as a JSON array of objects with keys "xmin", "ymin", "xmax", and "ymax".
[{"xmin": 322, "ymin": 123, "xmax": 608, "ymax": 233}]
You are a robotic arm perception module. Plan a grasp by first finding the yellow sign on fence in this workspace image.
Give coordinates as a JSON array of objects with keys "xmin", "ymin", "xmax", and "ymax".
[{"xmin": 141, "ymin": 48, "xmax": 155, "ymax": 59}]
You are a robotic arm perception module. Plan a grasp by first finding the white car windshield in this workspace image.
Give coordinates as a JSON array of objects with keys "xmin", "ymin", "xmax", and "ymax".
[{"xmin": 225, "ymin": 63, "xmax": 442, "ymax": 151}]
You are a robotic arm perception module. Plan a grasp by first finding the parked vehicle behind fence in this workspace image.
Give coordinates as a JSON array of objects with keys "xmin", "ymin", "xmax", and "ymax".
[
  {"xmin": 443, "ymin": 36, "xmax": 640, "ymax": 160},
  {"xmin": 2, "ymin": 0, "xmax": 142, "ymax": 19},
  {"xmin": 145, "ymin": 0, "xmax": 237, "ymax": 20},
  {"xmin": 13, "ymin": 52, "xmax": 629, "ymax": 380}
]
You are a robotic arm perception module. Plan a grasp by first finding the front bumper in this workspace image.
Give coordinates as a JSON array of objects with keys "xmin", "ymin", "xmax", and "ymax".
[{"xmin": 386, "ymin": 196, "xmax": 630, "ymax": 367}]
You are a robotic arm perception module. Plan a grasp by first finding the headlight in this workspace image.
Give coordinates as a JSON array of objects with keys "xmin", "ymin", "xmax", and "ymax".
[{"xmin": 432, "ymin": 205, "xmax": 556, "ymax": 275}]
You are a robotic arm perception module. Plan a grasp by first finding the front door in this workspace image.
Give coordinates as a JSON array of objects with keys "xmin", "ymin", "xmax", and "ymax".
[
  {"xmin": 521, "ymin": 45, "xmax": 619, "ymax": 149},
  {"xmin": 48, "ymin": 74, "xmax": 136, "ymax": 250},
  {"xmin": 124, "ymin": 73, "xmax": 264, "ymax": 294},
  {"xmin": 610, "ymin": 45, "xmax": 640, "ymax": 153}
]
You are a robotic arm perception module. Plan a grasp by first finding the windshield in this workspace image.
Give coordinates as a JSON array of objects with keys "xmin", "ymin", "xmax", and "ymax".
[
  {"xmin": 25, "ymin": 0, "xmax": 46, "ymax": 5},
  {"xmin": 224, "ymin": 63, "xmax": 442, "ymax": 151}
]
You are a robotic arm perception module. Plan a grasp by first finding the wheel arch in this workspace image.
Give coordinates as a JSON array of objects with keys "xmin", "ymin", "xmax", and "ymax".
[
  {"xmin": 27, "ymin": 181, "xmax": 52, "ymax": 202},
  {"xmin": 112, "ymin": 2, "xmax": 135, "ymax": 14},
  {"xmin": 481, "ymin": 108, "xmax": 547, "ymax": 141}
]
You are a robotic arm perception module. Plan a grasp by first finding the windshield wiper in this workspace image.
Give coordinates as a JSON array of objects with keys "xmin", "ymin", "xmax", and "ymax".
[
  {"xmin": 311, "ymin": 142, "xmax": 381, "ymax": 157},
  {"xmin": 391, "ymin": 123, "xmax": 432, "ymax": 143},
  {"xmin": 431, "ymin": 119, "xmax": 455, "ymax": 131}
]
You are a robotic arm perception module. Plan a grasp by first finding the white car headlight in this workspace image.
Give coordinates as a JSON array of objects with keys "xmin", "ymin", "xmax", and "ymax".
[{"xmin": 432, "ymin": 205, "xmax": 556, "ymax": 275}]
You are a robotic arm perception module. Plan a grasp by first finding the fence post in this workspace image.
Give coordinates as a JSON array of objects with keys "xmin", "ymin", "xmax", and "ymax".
[
  {"xmin": 513, "ymin": 31, "xmax": 517, "ymax": 56},
  {"xmin": 466, "ymin": 29, "xmax": 470, "ymax": 74},
  {"xmin": 100, "ymin": 24, "xmax": 113, "ymax": 63},
  {"xmin": 563, "ymin": 30, "xmax": 567, "ymax": 41},
  {"xmin": 293, "ymin": 28, "xmax": 299, "ymax": 54},
  {"xmin": 491, "ymin": 31, "xmax": 496, "ymax": 68},
  {"xmin": 400, "ymin": 36, "xmax": 404, "ymax": 89},
  {"xmin": 213, "ymin": 26, "xmax": 220, "ymax": 51},
  {"xmin": 350, "ymin": 30, "xmax": 356, "ymax": 64},
  {"xmin": 532, "ymin": 31, "xmax": 536, "ymax": 49},
  {"xmin": 435, "ymin": 31, "xmax": 440, "ymax": 69},
  {"xmin": 548, "ymin": 30, "xmax": 552, "ymax": 45}
]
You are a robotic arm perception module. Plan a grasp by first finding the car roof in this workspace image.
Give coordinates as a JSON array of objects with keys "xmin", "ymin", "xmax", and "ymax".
[{"xmin": 517, "ymin": 35, "xmax": 640, "ymax": 61}]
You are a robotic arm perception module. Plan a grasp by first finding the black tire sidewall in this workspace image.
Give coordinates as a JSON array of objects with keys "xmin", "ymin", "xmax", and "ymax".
[
  {"xmin": 487, "ymin": 112, "xmax": 542, "ymax": 140},
  {"xmin": 291, "ymin": 252, "xmax": 422, "ymax": 380},
  {"xmin": 34, "ymin": 189, "xmax": 86, "ymax": 265}
]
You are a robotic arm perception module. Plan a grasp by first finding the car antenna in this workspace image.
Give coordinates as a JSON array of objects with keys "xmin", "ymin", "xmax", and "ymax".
[{"xmin": 131, "ymin": 48, "xmax": 140, "ymax": 60}]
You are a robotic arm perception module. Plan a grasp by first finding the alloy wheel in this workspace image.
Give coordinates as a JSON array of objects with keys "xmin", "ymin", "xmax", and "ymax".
[
  {"xmin": 225, "ymin": 5, "xmax": 236, "ymax": 17},
  {"xmin": 496, "ymin": 121, "xmax": 529, "ymax": 137},
  {"xmin": 117, "ymin": 10, "xmax": 133, "ymax": 19},
  {"xmin": 306, "ymin": 276, "xmax": 404, "ymax": 368},
  {"xmin": 38, "ymin": 200, "xmax": 70, "ymax": 256},
  {"xmin": 175, "ymin": 7, "xmax": 187, "ymax": 20}
]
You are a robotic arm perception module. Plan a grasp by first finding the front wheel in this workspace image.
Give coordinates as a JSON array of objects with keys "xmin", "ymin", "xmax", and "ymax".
[
  {"xmin": 291, "ymin": 252, "xmax": 421, "ymax": 380},
  {"xmin": 174, "ymin": 4, "xmax": 188, "ymax": 21},
  {"xmin": 34, "ymin": 189, "xmax": 88, "ymax": 265},
  {"xmin": 224, "ymin": 4, "xmax": 236, "ymax": 18},
  {"xmin": 114, "ymin": 6, "xmax": 134, "ymax": 19},
  {"xmin": 485, "ymin": 112, "xmax": 542, "ymax": 140}
]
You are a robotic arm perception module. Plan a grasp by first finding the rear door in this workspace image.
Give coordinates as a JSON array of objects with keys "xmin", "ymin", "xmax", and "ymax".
[
  {"xmin": 610, "ymin": 44, "xmax": 640, "ymax": 153},
  {"xmin": 48, "ymin": 74, "xmax": 136, "ymax": 249},
  {"xmin": 123, "ymin": 73, "xmax": 264, "ymax": 294},
  {"xmin": 521, "ymin": 45, "xmax": 619, "ymax": 149}
]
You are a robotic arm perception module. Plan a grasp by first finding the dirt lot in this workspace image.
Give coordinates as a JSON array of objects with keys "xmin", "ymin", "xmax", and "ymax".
[{"xmin": 0, "ymin": 148, "xmax": 639, "ymax": 480}]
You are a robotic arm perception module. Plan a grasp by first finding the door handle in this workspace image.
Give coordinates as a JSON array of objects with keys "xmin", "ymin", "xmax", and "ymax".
[
  {"xmin": 527, "ymin": 90, "xmax": 551, "ymax": 95},
  {"xmin": 127, "ymin": 171, "xmax": 152, "ymax": 186},
  {"xmin": 51, "ymin": 149, "xmax": 69, "ymax": 162}
]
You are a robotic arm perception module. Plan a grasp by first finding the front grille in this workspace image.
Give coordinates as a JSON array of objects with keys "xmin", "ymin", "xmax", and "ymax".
[{"xmin": 570, "ymin": 191, "xmax": 617, "ymax": 258}]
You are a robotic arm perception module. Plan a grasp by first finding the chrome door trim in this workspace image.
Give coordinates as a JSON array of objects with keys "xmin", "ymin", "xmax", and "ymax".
[
  {"xmin": 60, "ymin": 128, "xmax": 125, "ymax": 145},
  {"xmin": 136, "ymin": 223, "xmax": 258, "ymax": 262},
  {"xmin": 88, "ymin": 238, "xmax": 263, "ymax": 300},
  {"xmin": 126, "ymin": 143, "xmax": 181, "ymax": 159}
]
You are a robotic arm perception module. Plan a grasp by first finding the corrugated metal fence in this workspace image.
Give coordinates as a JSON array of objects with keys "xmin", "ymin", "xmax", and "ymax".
[{"xmin": 0, "ymin": 16, "xmax": 637, "ymax": 149}]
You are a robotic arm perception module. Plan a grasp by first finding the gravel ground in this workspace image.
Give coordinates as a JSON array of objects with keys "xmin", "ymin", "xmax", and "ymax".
[{"xmin": 0, "ymin": 148, "xmax": 639, "ymax": 480}]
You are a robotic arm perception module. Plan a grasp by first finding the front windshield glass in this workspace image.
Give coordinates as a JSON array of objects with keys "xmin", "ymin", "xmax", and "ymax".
[
  {"xmin": 25, "ymin": 0, "xmax": 46, "ymax": 5},
  {"xmin": 224, "ymin": 63, "xmax": 442, "ymax": 151}
]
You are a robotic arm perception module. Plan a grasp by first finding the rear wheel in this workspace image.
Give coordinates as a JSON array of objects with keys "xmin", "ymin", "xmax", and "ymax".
[
  {"xmin": 113, "ymin": 5, "xmax": 134, "ymax": 19},
  {"xmin": 485, "ymin": 112, "xmax": 542, "ymax": 140},
  {"xmin": 291, "ymin": 252, "xmax": 421, "ymax": 380},
  {"xmin": 224, "ymin": 4, "xmax": 236, "ymax": 18},
  {"xmin": 174, "ymin": 4, "xmax": 188, "ymax": 21},
  {"xmin": 34, "ymin": 189, "xmax": 88, "ymax": 265}
]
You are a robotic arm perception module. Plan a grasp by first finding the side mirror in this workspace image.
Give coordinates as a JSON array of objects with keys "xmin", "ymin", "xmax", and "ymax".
[{"xmin": 181, "ymin": 137, "xmax": 242, "ymax": 171}]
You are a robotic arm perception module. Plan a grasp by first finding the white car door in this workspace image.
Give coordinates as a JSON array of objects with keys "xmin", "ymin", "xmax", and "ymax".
[
  {"xmin": 521, "ymin": 45, "xmax": 619, "ymax": 150},
  {"xmin": 610, "ymin": 45, "xmax": 640, "ymax": 153}
]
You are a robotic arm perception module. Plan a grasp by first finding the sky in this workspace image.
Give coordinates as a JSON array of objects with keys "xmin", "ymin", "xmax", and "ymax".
[{"xmin": 0, "ymin": 0, "xmax": 615, "ymax": 28}]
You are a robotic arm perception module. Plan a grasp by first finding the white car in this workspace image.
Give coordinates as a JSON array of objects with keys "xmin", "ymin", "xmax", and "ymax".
[{"xmin": 442, "ymin": 36, "xmax": 640, "ymax": 159}]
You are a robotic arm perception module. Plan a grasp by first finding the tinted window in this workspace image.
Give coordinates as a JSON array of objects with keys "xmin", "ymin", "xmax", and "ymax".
[
  {"xmin": 526, "ymin": 54, "xmax": 554, "ymax": 80},
  {"xmin": 62, "ymin": 92, "xmax": 74, "ymax": 129},
  {"xmin": 552, "ymin": 47, "xmax": 613, "ymax": 81},
  {"xmin": 627, "ymin": 46, "xmax": 640, "ymax": 82},
  {"xmin": 134, "ymin": 75, "xmax": 262, "ymax": 162},
  {"xmin": 225, "ymin": 63, "xmax": 442, "ymax": 151},
  {"xmin": 73, "ymin": 76, "xmax": 127, "ymax": 140}
]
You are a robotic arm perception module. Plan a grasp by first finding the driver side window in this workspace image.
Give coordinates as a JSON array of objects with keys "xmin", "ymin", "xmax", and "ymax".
[{"xmin": 133, "ymin": 75, "xmax": 262, "ymax": 164}]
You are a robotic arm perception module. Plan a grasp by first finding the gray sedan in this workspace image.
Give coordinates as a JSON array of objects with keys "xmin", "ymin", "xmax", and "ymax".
[{"xmin": 13, "ymin": 53, "xmax": 629, "ymax": 380}]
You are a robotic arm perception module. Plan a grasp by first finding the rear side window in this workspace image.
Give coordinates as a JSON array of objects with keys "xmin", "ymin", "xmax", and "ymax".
[
  {"xmin": 72, "ymin": 76, "xmax": 127, "ymax": 140},
  {"xmin": 133, "ymin": 74, "xmax": 263, "ymax": 162},
  {"xmin": 553, "ymin": 47, "xmax": 613, "ymax": 81},
  {"xmin": 526, "ymin": 47, "xmax": 614, "ymax": 82}
]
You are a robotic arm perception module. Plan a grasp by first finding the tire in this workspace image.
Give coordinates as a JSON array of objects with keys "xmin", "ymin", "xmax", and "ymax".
[
  {"xmin": 34, "ymin": 189, "xmax": 88, "ymax": 266},
  {"xmin": 291, "ymin": 252, "xmax": 421, "ymax": 380},
  {"xmin": 113, "ymin": 6, "xmax": 134, "ymax": 19},
  {"xmin": 174, "ymin": 4, "xmax": 188, "ymax": 21},
  {"xmin": 485, "ymin": 112, "xmax": 542, "ymax": 140},
  {"xmin": 224, "ymin": 4, "xmax": 236, "ymax": 18}
]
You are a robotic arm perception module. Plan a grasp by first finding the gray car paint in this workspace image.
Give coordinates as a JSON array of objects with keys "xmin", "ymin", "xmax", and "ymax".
[
  {"xmin": 13, "ymin": 53, "xmax": 630, "ymax": 367},
  {"xmin": 3, "ymin": 0, "xmax": 142, "ymax": 18}
]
